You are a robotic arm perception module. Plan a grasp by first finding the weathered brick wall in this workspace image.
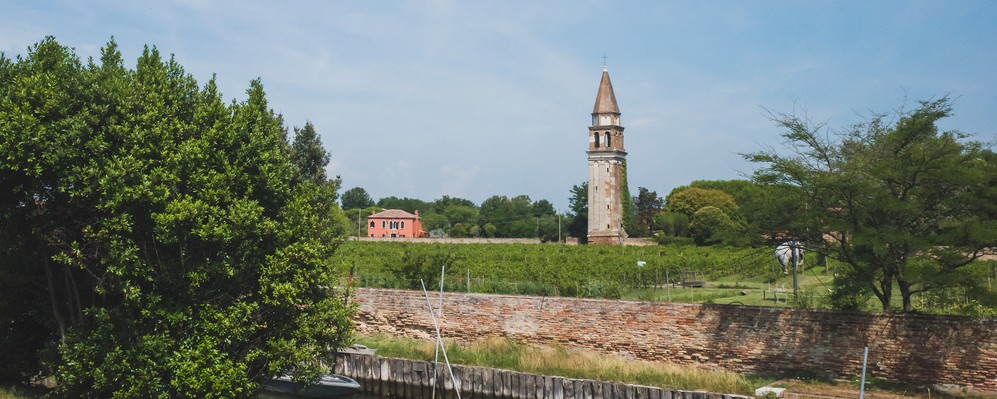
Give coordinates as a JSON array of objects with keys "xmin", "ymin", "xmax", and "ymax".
[{"xmin": 353, "ymin": 288, "xmax": 997, "ymax": 391}]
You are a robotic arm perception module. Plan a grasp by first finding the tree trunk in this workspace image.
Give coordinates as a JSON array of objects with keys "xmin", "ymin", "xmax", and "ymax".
[
  {"xmin": 44, "ymin": 259, "xmax": 67, "ymax": 340},
  {"xmin": 876, "ymin": 274, "xmax": 893, "ymax": 311},
  {"xmin": 898, "ymin": 279, "xmax": 913, "ymax": 312}
]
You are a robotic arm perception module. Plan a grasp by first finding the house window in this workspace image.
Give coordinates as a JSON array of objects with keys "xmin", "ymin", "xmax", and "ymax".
[
  {"xmin": 369, "ymin": 221, "xmax": 375, "ymax": 228},
  {"xmin": 382, "ymin": 221, "xmax": 386, "ymax": 228},
  {"xmin": 370, "ymin": 234, "xmax": 374, "ymax": 237},
  {"xmin": 401, "ymin": 221, "xmax": 405, "ymax": 229}
]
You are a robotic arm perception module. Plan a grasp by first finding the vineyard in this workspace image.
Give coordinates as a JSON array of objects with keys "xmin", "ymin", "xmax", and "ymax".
[
  {"xmin": 330, "ymin": 241, "xmax": 792, "ymax": 299},
  {"xmin": 330, "ymin": 241, "xmax": 997, "ymax": 314}
]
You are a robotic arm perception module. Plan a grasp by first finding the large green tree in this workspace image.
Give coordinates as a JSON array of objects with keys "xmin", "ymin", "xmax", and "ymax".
[
  {"xmin": 566, "ymin": 182, "xmax": 588, "ymax": 242},
  {"xmin": 0, "ymin": 37, "xmax": 354, "ymax": 396},
  {"xmin": 633, "ymin": 187, "xmax": 663, "ymax": 237},
  {"xmin": 684, "ymin": 180, "xmax": 805, "ymax": 244},
  {"xmin": 341, "ymin": 186, "xmax": 374, "ymax": 210},
  {"xmin": 748, "ymin": 97, "xmax": 996, "ymax": 311},
  {"xmin": 479, "ymin": 195, "xmax": 535, "ymax": 237},
  {"xmin": 664, "ymin": 186, "xmax": 739, "ymax": 218}
]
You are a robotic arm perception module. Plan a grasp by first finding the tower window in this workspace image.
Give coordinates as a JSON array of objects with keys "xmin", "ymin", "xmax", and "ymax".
[
  {"xmin": 605, "ymin": 132, "xmax": 611, "ymax": 147},
  {"xmin": 607, "ymin": 204, "xmax": 610, "ymax": 210},
  {"xmin": 594, "ymin": 134, "xmax": 600, "ymax": 148}
]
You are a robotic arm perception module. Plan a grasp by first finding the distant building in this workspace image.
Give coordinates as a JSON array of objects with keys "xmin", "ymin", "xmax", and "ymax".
[
  {"xmin": 368, "ymin": 209, "xmax": 427, "ymax": 238},
  {"xmin": 587, "ymin": 66, "xmax": 628, "ymax": 245}
]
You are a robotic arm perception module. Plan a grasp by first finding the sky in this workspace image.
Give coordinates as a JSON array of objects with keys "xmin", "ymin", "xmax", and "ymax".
[{"xmin": 3, "ymin": 1, "xmax": 996, "ymax": 211}]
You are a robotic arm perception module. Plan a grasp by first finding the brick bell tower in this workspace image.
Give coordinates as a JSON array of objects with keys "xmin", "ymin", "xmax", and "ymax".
[{"xmin": 587, "ymin": 66, "xmax": 627, "ymax": 245}]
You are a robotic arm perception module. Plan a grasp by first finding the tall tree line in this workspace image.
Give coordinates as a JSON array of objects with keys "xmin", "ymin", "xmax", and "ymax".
[{"xmin": 0, "ymin": 37, "xmax": 354, "ymax": 396}]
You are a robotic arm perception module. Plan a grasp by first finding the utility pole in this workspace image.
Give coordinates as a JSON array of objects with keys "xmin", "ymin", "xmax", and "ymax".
[{"xmin": 357, "ymin": 208, "xmax": 362, "ymax": 237}]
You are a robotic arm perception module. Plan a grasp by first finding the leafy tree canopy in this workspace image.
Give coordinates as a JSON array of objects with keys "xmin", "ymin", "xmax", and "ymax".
[
  {"xmin": 376, "ymin": 196, "xmax": 433, "ymax": 214},
  {"xmin": 566, "ymin": 182, "xmax": 588, "ymax": 242},
  {"xmin": 665, "ymin": 186, "xmax": 739, "ymax": 218},
  {"xmin": 0, "ymin": 37, "xmax": 354, "ymax": 396},
  {"xmin": 633, "ymin": 187, "xmax": 663, "ymax": 237},
  {"xmin": 341, "ymin": 186, "xmax": 375, "ymax": 210},
  {"xmin": 748, "ymin": 97, "xmax": 996, "ymax": 312}
]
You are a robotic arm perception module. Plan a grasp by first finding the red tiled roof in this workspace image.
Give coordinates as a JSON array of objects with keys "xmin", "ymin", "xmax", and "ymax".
[{"xmin": 369, "ymin": 209, "xmax": 419, "ymax": 219}]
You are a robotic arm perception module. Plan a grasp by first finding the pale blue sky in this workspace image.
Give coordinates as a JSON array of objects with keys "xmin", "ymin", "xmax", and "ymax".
[{"xmin": 3, "ymin": 1, "xmax": 995, "ymax": 210}]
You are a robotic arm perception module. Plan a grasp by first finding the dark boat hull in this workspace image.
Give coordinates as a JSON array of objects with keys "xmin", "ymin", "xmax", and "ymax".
[{"xmin": 261, "ymin": 374, "xmax": 362, "ymax": 398}]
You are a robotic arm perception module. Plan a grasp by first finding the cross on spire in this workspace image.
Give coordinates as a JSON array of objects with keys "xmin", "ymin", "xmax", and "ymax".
[{"xmin": 602, "ymin": 54, "xmax": 608, "ymax": 69}]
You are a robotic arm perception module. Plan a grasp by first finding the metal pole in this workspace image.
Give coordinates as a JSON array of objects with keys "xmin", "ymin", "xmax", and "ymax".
[
  {"xmin": 791, "ymin": 241, "xmax": 799, "ymax": 301},
  {"xmin": 439, "ymin": 265, "xmax": 445, "ymax": 316},
  {"xmin": 666, "ymin": 269, "xmax": 671, "ymax": 302},
  {"xmin": 859, "ymin": 346, "xmax": 869, "ymax": 399},
  {"xmin": 358, "ymin": 208, "xmax": 362, "ymax": 237},
  {"xmin": 421, "ymin": 280, "xmax": 462, "ymax": 399}
]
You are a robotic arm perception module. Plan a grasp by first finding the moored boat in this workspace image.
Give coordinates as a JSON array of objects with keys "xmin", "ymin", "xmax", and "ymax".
[{"xmin": 261, "ymin": 373, "xmax": 362, "ymax": 398}]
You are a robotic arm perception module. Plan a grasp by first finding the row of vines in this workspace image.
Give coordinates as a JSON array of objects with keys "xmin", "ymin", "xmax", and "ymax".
[{"xmin": 329, "ymin": 241, "xmax": 780, "ymax": 299}]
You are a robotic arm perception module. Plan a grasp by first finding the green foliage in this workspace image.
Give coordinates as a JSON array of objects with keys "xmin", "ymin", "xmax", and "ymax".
[
  {"xmin": 633, "ymin": 187, "xmax": 663, "ymax": 237},
  {"xmin": 567, "ymin": 182, "xmax": 588, "ymax": 242},
  {"xmin": 620, "ymin": 160, "xmax": 636, "ymax": 236},
  {"xmin": 749, "ymin": 97, "xmax": 996, "ymax": 312},
  {"xmin": 689, "ymin": 206, "xmax": 743, "ymax": 246},
  {"xmin": 653, "ymin": 211, "xmax": 690, "ymax": 238},
  {"xmin": 376, "ymin": 196, "xmax": 433, "ymax": 213},
  {"xmin": 0, "ymin": 37, "xmax": 355, "ymax": 397},
  {"xmin": 341, "ymin": 186, "xmax": 375, "ymax": 210},
  {"xmin": 334, "ymin": 241, "xmax": 774, "ymax": 299},
  {"xmin": 665, "ymin": 187, "xmax": 739, "ymax": 218},
  {"xmin": 825, "ymin": 269, "xmax": 874, "ymax": 312},
  {"xmin": 290, "ymin": 121, "xmax": 339, "ymax": 192},
  {"xmin": 687, "ymin": 180, "xmax": 805, "ymax": 243},
  {"xmin": 479, "ymin": 195, "xmax": 537, "ymax": 238}
]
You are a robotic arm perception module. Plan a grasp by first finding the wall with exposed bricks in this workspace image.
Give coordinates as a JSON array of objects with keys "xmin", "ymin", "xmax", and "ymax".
[{"xmin": 352, "ymin": 288, "xmax": 997, "ymax": 391}]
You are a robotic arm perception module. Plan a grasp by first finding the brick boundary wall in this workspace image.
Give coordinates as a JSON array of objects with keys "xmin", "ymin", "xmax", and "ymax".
[{"xmin": 352, "ymin": 288, "xmax": 997, "ymax": 392}]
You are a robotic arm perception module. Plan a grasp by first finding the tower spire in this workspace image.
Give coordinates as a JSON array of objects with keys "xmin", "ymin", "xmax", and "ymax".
[{"xmin": 592, "ymin": 67, "xmax": 620, "ymax": 115}]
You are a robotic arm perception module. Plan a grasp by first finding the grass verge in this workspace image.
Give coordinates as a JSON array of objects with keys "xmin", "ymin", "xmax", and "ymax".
[
  {"xmin": 353, "ymin": 334, "xmax": 773, "ymax": 395},
  {"xmin": 0, "ymin": 386, "xmax": 46, "ymax": 399}
]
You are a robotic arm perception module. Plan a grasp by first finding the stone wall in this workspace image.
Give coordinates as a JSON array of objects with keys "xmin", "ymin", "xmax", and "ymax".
[{"xmin": 353, "ymin": 288, "xmax": 997, "ymax": 391}]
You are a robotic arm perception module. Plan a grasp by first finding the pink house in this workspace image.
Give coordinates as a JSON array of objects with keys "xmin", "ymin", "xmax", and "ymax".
[{"xmin": 368, "ymin": 209, "xmax": 427, "ymax": 238}]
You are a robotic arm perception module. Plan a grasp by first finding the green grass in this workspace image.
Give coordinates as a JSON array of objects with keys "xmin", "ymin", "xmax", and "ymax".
[
  {"xmin": 0, "ymin": 386, "xmax": 46, "ymax": 399},
  {"xmin": 354, "ymin": 334, "xmax": 774, "ymax": 395}
]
